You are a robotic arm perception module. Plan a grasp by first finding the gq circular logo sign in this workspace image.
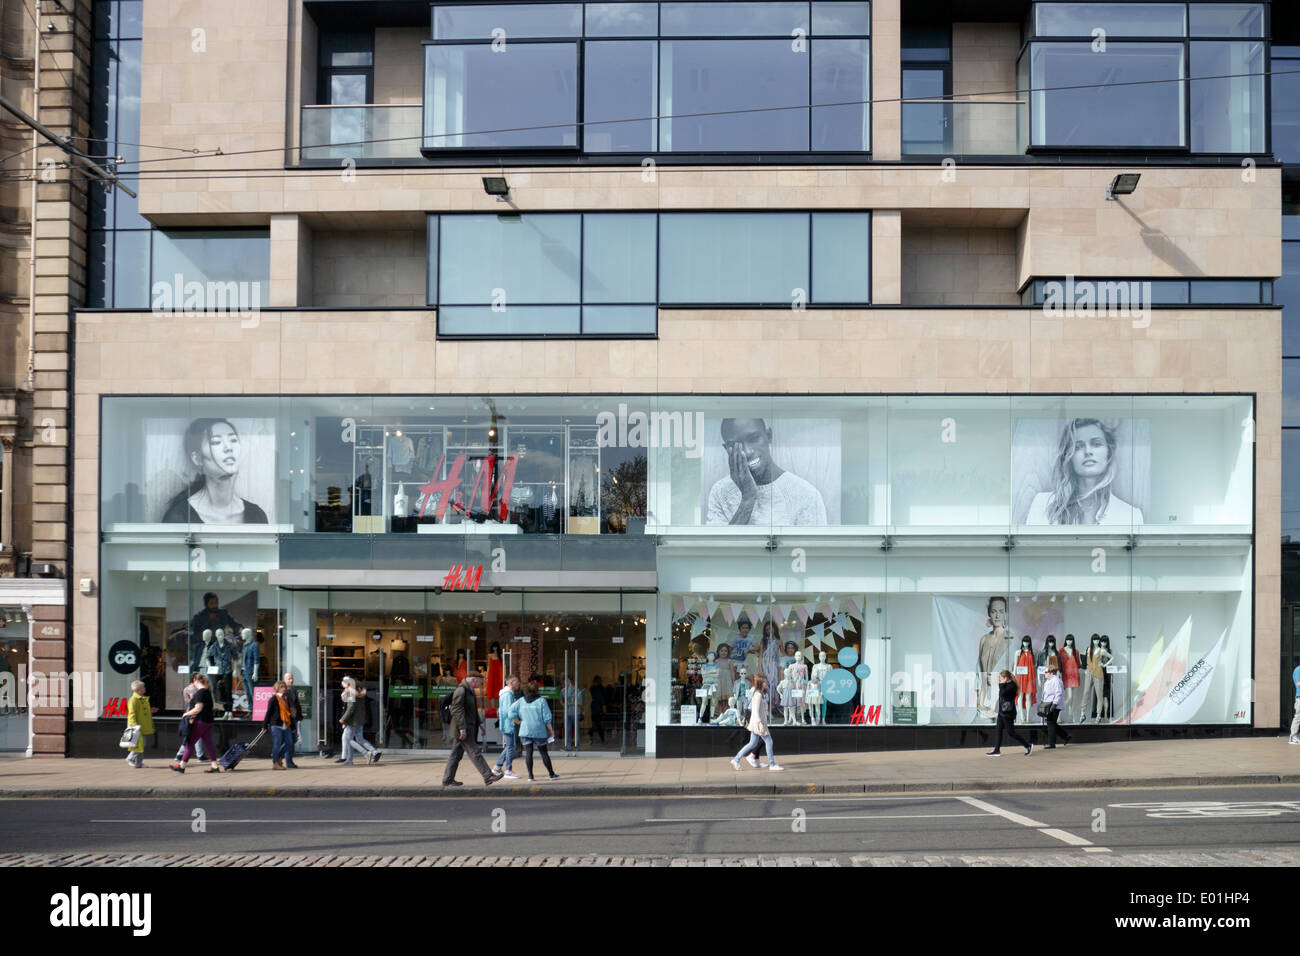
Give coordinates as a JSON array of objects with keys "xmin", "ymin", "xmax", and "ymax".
[{"xmin": 108, "ymin": 640, "xmax": 140, "ymax": 675}]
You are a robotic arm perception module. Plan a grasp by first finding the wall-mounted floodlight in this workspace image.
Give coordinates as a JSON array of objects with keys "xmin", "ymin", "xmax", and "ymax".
[
  {"xmin": 1106, "ymin": 173, "xmax": 1141, "ymax": 201},
  {"xmin": 482, "ymin": 176, "xmax": 509, "ymax": 200}
]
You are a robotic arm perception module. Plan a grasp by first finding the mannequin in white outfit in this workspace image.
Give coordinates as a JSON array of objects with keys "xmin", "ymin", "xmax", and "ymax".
[{"xmin": 810, "ymin": 651, "xmax": 832, "ymax": 724}]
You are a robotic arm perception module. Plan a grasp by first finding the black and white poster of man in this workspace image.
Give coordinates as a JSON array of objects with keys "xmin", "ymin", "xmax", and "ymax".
[
  {"xmin": 1012, "ymin": 418, "xmax": 1150, "ymax": 526},
  {"xmin": 699, "ymin": 417, "xmax": 839, "ymax": 526}
]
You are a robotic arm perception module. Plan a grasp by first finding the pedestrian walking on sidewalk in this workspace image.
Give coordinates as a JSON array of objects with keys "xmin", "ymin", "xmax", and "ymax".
[
  {"xmin": 442, "ymin": 674, "xmax": 504, "ymax": 788},
  {"xmin": 1040, "ymin": 664, "xmax": 1071, "ymax": 749},
  {"xmin": 172, "ymin": 674, "xmax": 221, "ymax": 774},
  {"xmin": 511, "ymin": 680, "xmax": 560, "ymax": 781},
  {"xmin": 265, "ymin": 679, "xmax": 297, "ymax": 770},
  {"xmin": 1289, "ymin": 662, "xmax": 1300, "ymax": 744},
  {"xmin": 729, "ymin": 675, "xmax": 783, "ymax": 771},
  {"xmin": 494, "ymin": 675, "xmax": 521, "ymax": 778},
  {"xmin": 282, "ymin": 672, "xmax": 302, "ymax": 768},
  {"xmin": 987, "ymin": 670, "xmax": 1032, "ymax": 757},
  {"xmin": 336, "ymin": 676, "xmax": 381, "ymax": 766},
  {"xmin": 124, "ymin": 679, "xmax": 154, "ymax": 768},
  {"xmin": 174, "ymin": 674, "xmax": 209, "ymax": 763}
]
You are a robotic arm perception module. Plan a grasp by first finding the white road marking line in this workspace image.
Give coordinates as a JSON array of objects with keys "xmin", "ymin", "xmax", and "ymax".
[
  {"xmin": 90, "ymin": 819, "xmax": 448, "ymax": 824},
  {"xmin": 642, "ymin": 813, "xmax": 990, "ymax": 824},
  {"xmin": 1083, "ymin": 847, "xmax": 1113, "ymax": 853},
  {"xmin": 739, "ymin": 796, "xmax": 961, "ymax": 802},
  {"xmin": 956, "ymin": 795, "xmax": 1047, "ymax": 828},
  {"xmin": 956, "ymin": 795, "xmax": 1097, "ymax": 849}
]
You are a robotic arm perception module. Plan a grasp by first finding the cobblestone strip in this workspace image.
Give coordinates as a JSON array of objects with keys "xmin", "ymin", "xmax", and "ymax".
[{"xmin": 4, "ymin": 847, "xmax": 1299, "ymax": 866}]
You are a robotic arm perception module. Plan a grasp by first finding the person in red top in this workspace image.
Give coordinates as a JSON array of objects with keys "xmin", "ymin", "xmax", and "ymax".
[{"xmin": 1014, "ymin": 636, "xmax": 1037, "ymax": 721}]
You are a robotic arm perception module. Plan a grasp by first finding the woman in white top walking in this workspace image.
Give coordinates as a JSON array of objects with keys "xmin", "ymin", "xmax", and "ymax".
[{"xmin": 729, "ymin": 675, "xmax": 783, "ymax": 771}]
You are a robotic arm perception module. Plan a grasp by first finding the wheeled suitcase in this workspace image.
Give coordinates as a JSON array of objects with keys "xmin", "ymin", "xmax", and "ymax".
[{"xmin": 218, "ymin": 728, "xmax": 267, "ymax": 770}]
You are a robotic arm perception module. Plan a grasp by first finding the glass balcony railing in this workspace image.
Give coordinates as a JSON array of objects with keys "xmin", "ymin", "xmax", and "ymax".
[
  {"xmin": 299, "ymin": 104, "xmax": 423, "ymax": 161},
  {"xmin": 901, "ymin": 99, "xmax": 1027, "ymax": 157}
]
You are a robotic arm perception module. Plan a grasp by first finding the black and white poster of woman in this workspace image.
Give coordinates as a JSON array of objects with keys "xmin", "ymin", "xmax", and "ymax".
[
  {"xmin": 139, "ymin": 417, "xmax": 276, "ymax": 525},
  {"xmin": 1012, "ymin": 417, "xmax": 1150, "ymax": 527}
]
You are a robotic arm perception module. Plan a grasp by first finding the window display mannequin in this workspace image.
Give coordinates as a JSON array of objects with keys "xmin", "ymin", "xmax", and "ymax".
[
  {"xmin": 715, "ymin": 643, "xmax": 737, "ymax": 707},
  {"xmin": 212, "ymin": 627, "xmax": 235, "ymax": 718},
  {"xmin": 778, "ymin": 665, "xmax": 795, "ymax": 725},
  {"xmin": 710, "ymin": 695, "xmax": 740, "ymax": 726},
  {"xmin": 736, "ymin": 666, "xmax": 752, "ymax": 717},
  {"xmin": 453, "ymin": 649, "xmax": 468, "ymax": 683},
  {"xmin": 239, "ymin": 627, "xmax": 258, "ymax": 717},
  {"xmin": 759, "ymin": 620, "xmax": 782, "ymax": 722},
  {"xmin": 699, "ymin": 652, "xmax": 720, "ymax": 722},
  {"xmin": 1082, "ymin": 634, "xmax": 1112, "ymax": 723},
  {"xmin": 1058, "ymin": 634, "xmax": 1082, "ymax": 722},
  {"xmin": 1014, "ymin": 636, "xmax": 1036, "ymax": 723},
  {"xmin": 1037, "ymin": 635, "xmax": 1060, "ymax": 675},
  {"xmin": 805, "ymin": 673, "xmax": 823, "ymax": 725},
  {"xmin": 1099, "ymin": 635, "xmax": 1120, "ymax": 722},
  {"xmin": 788, "ymin": 654, "xmax": 808, "ymax": 725},
  {"xmin": 486, "ymin": 641, "xmax": 504, "ymax": 702},
  {"xmin": 810, "ymin": 651, "xmax": 832, "ymax": 724},
  {"xmin": 976, "ymin": 596, "xmax": 1011, "ymax": 719},
  {"xmin": 393, "ymin": 482, "xmax": 409, "ymax": 518},
  {"xmin": 191, "ymin": 628, "xmax": 213, "ymax": 676}
]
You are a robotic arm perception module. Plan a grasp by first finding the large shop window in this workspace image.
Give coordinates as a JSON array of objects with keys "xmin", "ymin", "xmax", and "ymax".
[
  {"xmin": 100, "ymin": 394, "xmax": 1253, "ymax": 538},
  {"xmin": 429, "ymin": 211, "xmax": 871, "ymax": 335},
  {"xmin": 1022, "ymin": 2, "xmax": 1266, "ymax": 153},
  {"xmin": 422, "ymin": 1, "xmax": 870, "ymax": 155}
]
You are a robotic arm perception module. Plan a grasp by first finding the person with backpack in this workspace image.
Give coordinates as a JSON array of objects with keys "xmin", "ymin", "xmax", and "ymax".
[
  {"xmin": 442, "ymin": 675, "xmax": 503, "ymax": 788},
  {"xmin": 987, "ymin": 669, "xmax": 1033, "ymax": 756},
  {"xmin": 336, "ymin": 676, "xmax": 381, "ymax": 766}
]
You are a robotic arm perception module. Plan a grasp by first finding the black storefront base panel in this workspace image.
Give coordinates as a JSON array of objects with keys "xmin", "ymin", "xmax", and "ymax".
[{"xmin": 653, "ymin": 723, "xmax": 1274, "ymax": 758}]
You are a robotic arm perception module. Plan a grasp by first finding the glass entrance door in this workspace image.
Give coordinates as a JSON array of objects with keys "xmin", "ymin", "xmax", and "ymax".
[{"xmin": 1284, "ymin": 604, "xmax": 1300, "ymax": 733}]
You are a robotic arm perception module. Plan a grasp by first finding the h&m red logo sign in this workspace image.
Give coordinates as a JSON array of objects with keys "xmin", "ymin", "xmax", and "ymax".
[
  {"xmin": 442, "ymin": 565, "xmax": 483, "ymax": 592},
  {"xmin": 850, "ymin": 705, "xmax": 881, "ymax": 725},
  {"xmin": 102, "ymin": 698, "xmax": 129, "ymax": 718}
]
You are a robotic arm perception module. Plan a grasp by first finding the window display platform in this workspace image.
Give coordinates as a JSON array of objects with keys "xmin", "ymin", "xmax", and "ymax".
[{"xmin": 653, "ymin": 723, "xmax": 1272, "ymax": 758}]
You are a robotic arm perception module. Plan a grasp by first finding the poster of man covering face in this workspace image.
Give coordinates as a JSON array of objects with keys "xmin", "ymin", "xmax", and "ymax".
[
  {"xmin": 136, "ymin": 416, "xmax": 276, "ymax": 524},
  {"xmin": 1012, "ymin": 418, "xmax": 1149, "ymax": 526},
  {"xmin": 700, "ymin": 417, "xmax": 839, "ymax": 526}
]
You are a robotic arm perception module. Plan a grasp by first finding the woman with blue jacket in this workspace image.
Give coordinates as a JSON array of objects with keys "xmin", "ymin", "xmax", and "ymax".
[{"xmin": 509, "ymin": 681, "xmax": 560, "ymax": 782}]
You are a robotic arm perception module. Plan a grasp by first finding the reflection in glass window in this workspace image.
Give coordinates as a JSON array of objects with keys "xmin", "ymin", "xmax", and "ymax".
[
  {"xmin": 811, "ymin": 213, "xmax": 871, "ymax": 302},
  {"xmin": 812, "ymin": 1, "xmax": 871, "ymax": 36},
  {"xmin": 812, "ymin": 39, "xmax": 870, "ymax": 150},
  {"xmin": 152, "ymin": 230, "xmax": 270, "ymax": 290},
  {"xmin": 1273, "ymin": 56, "xmax": 1300, "ymax": 165},
  {"xmin": 584, "ymin": 2, "xmax": 658, "ymax": 36},
  {"xmin": 1190, "ymin": 41, "xmax": 1265, "ymax": 153},
  {"xmin": 1029, "ymin": 42, "xmax": 1185, "ymax": 147},
  {"xmin": 1285, "ymin": 360, "xmax": 1300, "ymax": 428},
  {"xmin": 659, "ymin": 213, "xmax": 810, "ymax": 304},
  {"xmin": 660, "ymin": 1, "xmax": 807, "ymax": 36},
  {"xmin": 1281, "ymin": 243, "xmax": 1300, "ymax": 357},
  {"xmin": 659, "ymin": 40, "xmax": 808, "ymax": 151},
  {"xmin": 1285, "ymin": 430, "xmax": 1300, "ymax": 541},
  {"xmin": 1034, "ymin": 3, "xmax": 1186, "ymax": 37},
  {"xmin": 1188, "ymin": 3, "xmax": 1265, "ymax": 37},
  {"xmin": 584, "ymin": 40, "xmax": 657, "ymax": 152},
  {"xmin": 439, "ymin": 215, "xmax": 582, "ymax": 305},
  {"xmin": 583, "ymin": 214, "xmax": 657, "ymax": 303},
  {"xmin": 433, "ymin": 3, "xmax": 582, "ymax": 39},
  {"xmin": 424, "ymin": 43, "xmax": 579, "ymax": 149}
]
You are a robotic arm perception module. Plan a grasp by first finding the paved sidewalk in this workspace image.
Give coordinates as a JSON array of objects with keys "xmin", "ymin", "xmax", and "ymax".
[{"xmin": 1, "ymin": 736, "xmax": 1296, "ymax": 797}]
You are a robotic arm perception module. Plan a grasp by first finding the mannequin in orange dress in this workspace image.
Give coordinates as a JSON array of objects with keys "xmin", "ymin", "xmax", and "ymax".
[
  {"xmin": 453, "ymin": 649, "xmax": 468, "ymax": 683},
  {"xmin": 1014, "ymin": 636, "xmax": 1037, "ymax": 722},
  {"xmin": 486, "ymin": 641, "xmax": 504, "ymax": 702}
]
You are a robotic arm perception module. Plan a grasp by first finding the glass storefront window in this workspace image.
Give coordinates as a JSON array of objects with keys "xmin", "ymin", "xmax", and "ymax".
[{"xmin": 1034, "ymin": 3, "xmax": 1187, "ymax": 37}]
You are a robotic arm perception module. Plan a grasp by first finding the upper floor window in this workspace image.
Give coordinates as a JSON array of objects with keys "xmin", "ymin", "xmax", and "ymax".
[
  {"xmin": 1021, "ymin": 2, "xmax": 1266, "ymax": 153},
  {"xmin": 428, "ymin": 211, "xmax": 870, "ymax": 337},
  {"xmin": 422, "ymin": 1, "xmax": 870, "ymax": 155}
]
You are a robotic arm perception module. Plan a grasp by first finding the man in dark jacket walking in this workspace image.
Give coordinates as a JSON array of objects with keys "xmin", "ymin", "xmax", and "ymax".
[{"xmin": 442, "ymin": 675, "xmax": 504, "ymax": 787}]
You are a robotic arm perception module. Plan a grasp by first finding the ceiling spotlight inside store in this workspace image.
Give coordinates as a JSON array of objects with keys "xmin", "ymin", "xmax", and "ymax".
[
  {"xmin": 1106, "ymin": 173, "xmax": 1141, "ymax": 200},
  {"xmin": 1078, "ymin": 595, "xmax": 1084, "ymax": 602},
  {"xmin": 482, "ymin": 176, "xmax": 509, "ymax": 200}
]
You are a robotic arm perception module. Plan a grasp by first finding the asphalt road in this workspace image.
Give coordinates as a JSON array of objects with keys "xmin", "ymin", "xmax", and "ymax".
[{"xmin": 3, "ymin": 785, "xmax": 1300, "ymax": 860}]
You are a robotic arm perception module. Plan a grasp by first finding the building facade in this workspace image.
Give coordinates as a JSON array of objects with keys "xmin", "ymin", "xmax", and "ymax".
[{"xmin": 57, "ymin": 0, "xmax": 1293, "ymax": 758}]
